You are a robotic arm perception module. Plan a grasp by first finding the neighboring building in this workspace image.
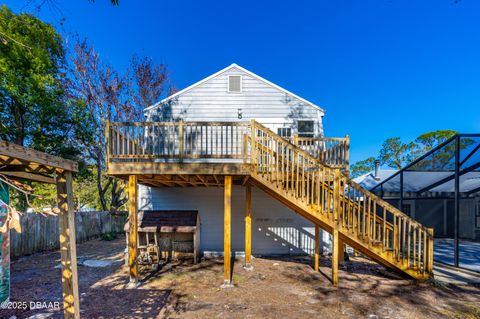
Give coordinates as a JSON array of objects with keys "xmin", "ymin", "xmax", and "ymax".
[{"xmin": 139, "ymin": 64, "xmax": 331, "ymax": 256}]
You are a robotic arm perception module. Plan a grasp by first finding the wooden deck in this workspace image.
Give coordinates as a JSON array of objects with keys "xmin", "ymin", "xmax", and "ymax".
[
  {"xmin": 106, "ymin": 120, "xmax": 433, "ymax": 287},
  {"xmin": 106, "ymin": 120, "xmax": 349, "ymax": 181}
]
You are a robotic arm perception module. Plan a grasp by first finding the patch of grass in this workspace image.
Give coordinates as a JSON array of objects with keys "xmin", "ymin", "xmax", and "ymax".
[
  {"xmin": 427, "ymin": 277, "xmax": 449, "ymax": 289},
  {"xmin": 101, "ymin": 232, "xmax": 117, "ymax": 241},
  {"xmin": 443, "ymin": 303, "xmax": 480, "ymax": 319}
]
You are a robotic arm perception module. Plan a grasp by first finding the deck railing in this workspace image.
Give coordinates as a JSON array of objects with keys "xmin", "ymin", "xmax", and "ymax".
[
  {"xmin": 107, "ymin": 121, "xmax": 250, "ymax": 161},
  {"xmin": 292, "ymin": 136, "xmax": 350, "ymax": 171},
  {"xmin": 107, "ymin": 121, "xmax": 349, "ymax": 169}
]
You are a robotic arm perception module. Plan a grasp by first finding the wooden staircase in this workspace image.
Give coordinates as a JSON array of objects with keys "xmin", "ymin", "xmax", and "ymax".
[{"xmin": 247, "ymin": 121, "xmax": 434, "ymax": 280}]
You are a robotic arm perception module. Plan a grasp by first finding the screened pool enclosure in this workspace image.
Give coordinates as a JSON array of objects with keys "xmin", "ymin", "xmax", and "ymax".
[{"xmin": 371, "ymin": 134, "xmax": 480, "ymax": 272}]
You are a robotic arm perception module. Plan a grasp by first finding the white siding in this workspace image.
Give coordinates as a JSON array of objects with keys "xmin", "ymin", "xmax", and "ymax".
[
  {"xmin": 138, "ymin": 185, "xmax": 331, "ymax": 255},
  {"xmin": 146, "ymin": 66, "xmax": 324, "ymax": 137}
]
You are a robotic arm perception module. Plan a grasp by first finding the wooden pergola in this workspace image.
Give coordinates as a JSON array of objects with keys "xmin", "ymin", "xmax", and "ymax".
[{"xmin": 0, "ymin": 140, "xmax": 80, "ymax": 319}]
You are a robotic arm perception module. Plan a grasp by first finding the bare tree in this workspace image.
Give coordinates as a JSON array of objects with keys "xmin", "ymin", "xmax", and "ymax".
[
  {"xmin": 68, "ymin": 38, "xmax": 173, "ymax": 212},
  {"xmin": 68, "ymin": 39, "xmax": 139, "ymax": 212}
]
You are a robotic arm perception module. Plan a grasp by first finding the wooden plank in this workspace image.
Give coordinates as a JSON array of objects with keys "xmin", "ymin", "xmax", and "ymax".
[
  {"xmin": 314, "ymin": 225, "xmax": 319, "ymax": 272},
  {"xmin": 245, "ymin": 184, "xmax": 252, "ymax": 269},
  {"xmin": 56, "ymin": 171, "xmax": 80, "ymax": 319},
  {"xmin": 128, "ymin": 175, "xmax": 138, "ymax": 284},
  {"xmin": 1, "ymin": 171, "xmax": 56, "ymax": 184},
  {"xmin": 1, "ymin": 140, "xmax": 78, "ymax": 172},
  {"xmin": 107, "ymin": 162, "xmax": 251, "ymax": 176},
  {"xmin": 223, "ymin": 176, "xmax": 233, "ymax": 286}
]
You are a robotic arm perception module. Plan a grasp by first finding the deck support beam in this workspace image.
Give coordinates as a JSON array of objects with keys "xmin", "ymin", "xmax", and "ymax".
[
  {"xmin": 128, "ymin": 175, "xmax": 138, "ymax": 285},
  {"xmin": 332, "ymin": 229, "xmax": 339, "ymax": 287},
  {"xmin": 222, "ymin": 176, "xmax": 233, "ymax": 287},
  {"xmin": 314, "ymin": 225, "xmax": 320, "ymax": 272},
  {"xmin": 56, "ymin": 171, "xmax": 80, "ymax": 319},
  {"xmin": 244, "ymin": 184, "xmax": 253, "ymax": 270}
]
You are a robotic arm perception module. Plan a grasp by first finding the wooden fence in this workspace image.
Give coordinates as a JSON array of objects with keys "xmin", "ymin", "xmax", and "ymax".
[{"xmin": 10, "ymin": 211, "xmax": 127, "ymax": 257}]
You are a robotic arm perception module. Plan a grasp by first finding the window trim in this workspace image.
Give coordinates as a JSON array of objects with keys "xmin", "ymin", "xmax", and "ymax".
[
  {"xmin": 277, "ymin": 127, "xmax": 292, "ymax": 138},
  {"xmin": 297, "ymin": 120, "xmax": 315, "ymax": 137},
  {"xmin": 227, "ymin": 75, "xmax": 242, "ymax": 93}
]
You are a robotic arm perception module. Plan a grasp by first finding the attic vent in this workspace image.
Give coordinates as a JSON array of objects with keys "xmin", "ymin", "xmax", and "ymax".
[{"xmin": 228, "ymin": 75, "xmax": 242, "ymax": 93}]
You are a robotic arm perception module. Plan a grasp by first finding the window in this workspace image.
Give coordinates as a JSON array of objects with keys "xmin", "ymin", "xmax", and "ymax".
[
  {"xmin": 228, "ymin": 75, "xmax": 242, "ymax": 93},
  {"xmin": 277, "ymin": 127, "xmax": 292, "ymax": 137},
  {"xmin": 297, "ymin": 120, "xmax": 314, "ymax": 137},
  {"xmin": 476, "ymin": 203, "xmax": 480, "ymax": 228}
]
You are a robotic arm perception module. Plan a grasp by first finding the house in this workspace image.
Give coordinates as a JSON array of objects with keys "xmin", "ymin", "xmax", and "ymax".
[
  {"xmin": 106, "ymin": 63, "xmax": 433, "ymax": 287},
  {"xmin": 138, "ymin": 64, "xmax": 333, "ymax": 258}
]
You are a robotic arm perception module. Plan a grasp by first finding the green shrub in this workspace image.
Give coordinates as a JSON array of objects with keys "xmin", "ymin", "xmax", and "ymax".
[{"xmin": 101, "ymin": 232, "xmax": 117, "ymax": 241}]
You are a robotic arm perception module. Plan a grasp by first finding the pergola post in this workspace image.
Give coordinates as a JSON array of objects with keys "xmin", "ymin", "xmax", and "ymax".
[
  {"xmin": 332, "ymin": 229, "xmax": 339, "ymax": 287},
  {"xmin": 56, "ymin": 171, "xmax": 80, "ymax": 319},
  {"xmin": 244, "ymin": 184, "xmax": 253, "ymax": 270},
  {"xmin": 128, "ymin": 175, "xmax": 138, "ymax": 285},
  {"xmin": 222, "ymin": 176, "xmax": 233, "ymax": 287},
  {"xmin": 314, "ymin": 225, "xmax": 320, "ymax": 272}
]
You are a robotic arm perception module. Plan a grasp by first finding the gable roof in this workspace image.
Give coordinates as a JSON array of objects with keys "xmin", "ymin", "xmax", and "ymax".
[{"xmin": 144, "ymin": 63, "xmax": 325, "ymax": 114}]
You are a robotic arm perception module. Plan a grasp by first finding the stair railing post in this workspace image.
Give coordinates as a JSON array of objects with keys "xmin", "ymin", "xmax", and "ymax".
[
  {"xmin": 345, "ymin": 134, "xmax": 350, "ymax": 176},
  {"xmin": 250, "ymin": 120, "xmax": 256, "ymax": 166},
  {"xmin": 427, "ymin": 227, "xmax": 434, "ymax": 275}
]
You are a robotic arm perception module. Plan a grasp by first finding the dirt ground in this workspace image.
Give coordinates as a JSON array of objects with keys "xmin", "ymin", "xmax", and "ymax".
[{"xmin": 2, "ymin": 235, "xmax": 480, "ymax": 319}]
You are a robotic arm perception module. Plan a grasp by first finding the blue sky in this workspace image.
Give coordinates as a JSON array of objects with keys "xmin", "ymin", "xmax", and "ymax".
[{"xmin": 5, "ymin": 0, "xmax": 480, "ymax": 164}]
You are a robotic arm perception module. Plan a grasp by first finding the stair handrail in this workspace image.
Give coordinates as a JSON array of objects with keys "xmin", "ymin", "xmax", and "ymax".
[{"xmin": 250, "ymin": 120, "xmax": 431, "ymax": 233}]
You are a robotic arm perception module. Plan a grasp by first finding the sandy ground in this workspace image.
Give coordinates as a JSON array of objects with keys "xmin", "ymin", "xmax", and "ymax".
[{"xmin": 2, "ymin": 235, "xmax": 480, "ymax": 319}]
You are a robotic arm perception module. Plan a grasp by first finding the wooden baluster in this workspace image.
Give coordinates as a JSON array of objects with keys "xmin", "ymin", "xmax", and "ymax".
[
  {"xmin": 407, "ymin": 222, "xmax": 411, "ymax": 268},
  {"xmin": 333, "ymin": 170, "xmax": 340, "ymax": 223},
  {"xmin": 422, "ymin": 230, "xmax": 427, "ymax": 274},
  {"xmin": 413, "ymin": 226, "xmax": 417, "ymax": 269},
  {"xmin": 399, "ymin": 216, "xmax": 403, "ymax": 261},
  {"xmin": 382, "ymin": 207, "xmax": 387, "ymax": 248},
  {"xmin": 402, "ymin": 217, "xmax": 407, "ymax": 263},
  {"xmin": 393, "ymin": 215, "xmax": 398, "ymax": 260},
  {"xmin": 372, "ymin": 201, "xmax": 376, "ymax": 241}
]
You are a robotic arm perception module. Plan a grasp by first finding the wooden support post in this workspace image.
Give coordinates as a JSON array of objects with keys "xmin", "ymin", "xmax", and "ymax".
[
  {"xmin": 222, "ymin": 176, "xmax": 233, "ymax": 287},
  {"xmin": 128, "ymin": 175, "xmax": 138, "ymax": 285},
  {"xmin": 244, "ymin": 184, "xmax": 253, "ymax": 270},
  {"xmin": 56, "ymin": 171, "xmax": 80, "ymax": 319},
  {"xmin": 314, "ymin": 225, "xmax": 320, "ymax": 272},
  {"xmin": 332, "ymin": 229, "xmax": 339, "ymax": 287}
]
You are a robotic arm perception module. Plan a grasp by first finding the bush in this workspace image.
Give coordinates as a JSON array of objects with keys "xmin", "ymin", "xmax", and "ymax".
[{"xmin": 101, "ymin": 232, "xmax": 117, "ymax": 241}]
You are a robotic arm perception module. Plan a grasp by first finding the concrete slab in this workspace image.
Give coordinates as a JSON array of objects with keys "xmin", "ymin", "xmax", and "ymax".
[
  {"xmin": 434, "ymin": 238, "xmax": 480, "ymax": 273},
  {"xmin": 434, "ymin": 263, "xmax": 480, "ymax": 285}
]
